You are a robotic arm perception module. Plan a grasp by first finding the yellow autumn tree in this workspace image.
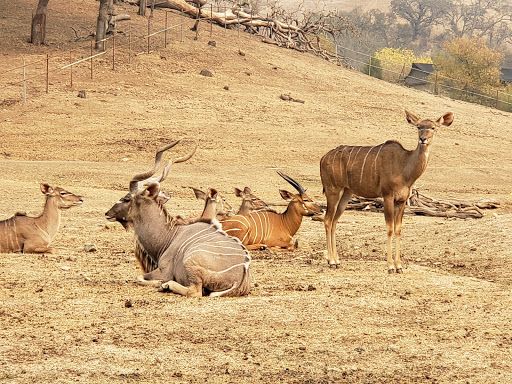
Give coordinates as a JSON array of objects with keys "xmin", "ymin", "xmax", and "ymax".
[
  {"xmin": 374, "ymin": 47, "xmax": 432, "ymax": 82},
  {"xmin": 432, "ymin": 37, "xmax": 503, "ymax": 92}
]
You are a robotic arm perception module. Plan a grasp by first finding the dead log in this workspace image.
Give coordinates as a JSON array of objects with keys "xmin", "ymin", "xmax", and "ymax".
[{"xmin": 270, "ymin": 188, "xmax": 498, "ymax": 220}]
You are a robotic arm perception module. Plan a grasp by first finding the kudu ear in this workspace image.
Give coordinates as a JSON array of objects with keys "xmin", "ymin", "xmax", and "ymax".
[
  {"xmin": 279, "ymin": 189, "xmax": 294, "ymax": 200},
  {"xmin": 191, "ymin": 187, "xmax": 207, "ymax": 201},
  {"xmin": 40, "ymin": 183, "xmax": 53, "ymax": 195},
  {"xmin": 209, "ymin": 188, "xmax": 218, "ymax": 199},
  {"xmin": 234, "ymin": 188, "xmax": 243, "ymax": 198},
  {"xmin": 243, "ymin": 186, "xmax": 252, "ymax": 194},
  {"xmin": 145, "ymin": 183, "xmax": 161, "ymax": 200},
  {"xmin": 437, "ymin": 112, "xmax": 454, "ymax": 127},
  {"xmin": 405, "ymin": 110, "xmax": 421, "ymax": 126}
]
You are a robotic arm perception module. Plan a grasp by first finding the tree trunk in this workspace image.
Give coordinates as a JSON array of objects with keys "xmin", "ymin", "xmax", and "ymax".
[
  {"xmin": 95, "ymin": 0, "xmax": 113, "ymax": 50},
  {"xmin": 139, "ymin": 0, "xmax": 147, "ymax": 16},
  {"xmin": 30, "ymin": 0, "xmax": 50, "ymax": 45}
]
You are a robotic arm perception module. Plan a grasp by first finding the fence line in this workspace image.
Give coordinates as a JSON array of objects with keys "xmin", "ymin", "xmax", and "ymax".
[
  {"xmin": 339, "ymin": 44, "xmax": 512, "ymax": 111},
  {"xmin": 2, "ymin": 7, "xmax": 512, "ymax": 113}
]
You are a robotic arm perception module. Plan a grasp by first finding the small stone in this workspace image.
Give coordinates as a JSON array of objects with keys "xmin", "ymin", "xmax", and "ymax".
[
  {"xmin": 208, "ymin": 40, "xmax": 216, "ymax": 47},
  {"xmin": 84, "ymin": 243, "xmax": 97, "ymax": 252},
  {"xmin": 200, "ymin": 69, "xmax": 213, "ymax": 77},
  {"xmin": 125, "ymin": 299, "xmax": 133, "ymax": 308},
  {"xmin": 77, "ymin": 90, "xmax": 86, "ymax": 98}
]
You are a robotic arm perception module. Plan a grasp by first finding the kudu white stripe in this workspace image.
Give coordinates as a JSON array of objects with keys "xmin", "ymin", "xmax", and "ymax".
[{"xmin": 320, "ymin": 110, "xmax": 454, "ymax": 272}]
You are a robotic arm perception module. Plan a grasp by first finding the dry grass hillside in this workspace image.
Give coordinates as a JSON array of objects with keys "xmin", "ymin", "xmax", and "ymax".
[{"xmin": 1, "ymin": 1, "xmax": 511, "ymax": 383}]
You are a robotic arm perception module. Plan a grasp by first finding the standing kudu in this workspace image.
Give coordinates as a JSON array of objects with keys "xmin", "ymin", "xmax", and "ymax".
[
  {"xmin": 320, "ymin": 110, "xmax": 454, "ymax": 272},
  {"xmin": 106, "ymin": 140, "xmax": 251, "ymax": 297},
  {"xmin": 220, "ymin": 171, "xmax": 321, "ymax": 251},
  {"xmin": 0, "ymin": 184, "xmax": 83, "ymax": 254}
]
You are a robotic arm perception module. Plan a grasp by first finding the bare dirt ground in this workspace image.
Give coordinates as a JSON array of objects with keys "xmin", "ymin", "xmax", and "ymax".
[{"xmin": 1, "ymin": 1, "xmax": 511, "ymax": 383}]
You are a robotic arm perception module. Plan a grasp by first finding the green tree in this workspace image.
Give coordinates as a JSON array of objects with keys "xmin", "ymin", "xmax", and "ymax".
[
  {"xmin": 432, "ymin": 37, "xmax": 503, "ymax": 92},
  {"xmin": 362, "ymin": 56, "xmax": 383, "ymax": 79},
  {"xmin": 374, "ymin": 47, "xmax": 432, "ymax": 82}
]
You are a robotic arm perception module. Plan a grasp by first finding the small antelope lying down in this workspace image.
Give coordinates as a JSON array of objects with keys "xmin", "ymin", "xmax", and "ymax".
[
  {"xmin": 106, "ymin": 140, "xmax": 251, "ymax": 297},
  {"xmin": 0, "ymin": 183, "xmax": 83, "ymax": 254},
  {"xmin": 234, "ymin": 187, "xmax": 268, "ymax": 215},
  {"xmin": 220, "ymin": 171, "xmax": 322, "ymax": 251},
  {"xmin": 187, "ymin": 186, "xmax": 269, "ymax": 222}
]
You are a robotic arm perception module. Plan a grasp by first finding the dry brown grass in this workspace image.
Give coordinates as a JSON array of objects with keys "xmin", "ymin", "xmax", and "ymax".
[{"xmin": 1, "ymin": 1, "xmax": 511, "ymax": 383}]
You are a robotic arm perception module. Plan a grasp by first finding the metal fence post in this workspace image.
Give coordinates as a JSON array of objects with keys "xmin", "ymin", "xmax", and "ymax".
[
  {"xmin": 165, "ymin": 11, "xmax": 168, "ymax": 48},
  {"xmin": 147, "ymin": 17, "xmax": 151, "ymax": 53},
  {"xmin": 181, "ymin": 10, "xmax": 184, "ymax": 42},
  {"xmin": 112, "ymin": 29, "xmax": 116, "ymax": 70},
  {"xmin": 69, "ymin": 50, "xmax": 73, "ymax": 87},
  {"xmin": 90, "ymin": 40, "xmax": 94, "ymax": 79},
  {"xmin": 23, "ymin": 60, "xmax": 26, "ymax": 104},
  {"xmin": 46, "ymin": 54, "xmax": 49, "ymax": 94}
]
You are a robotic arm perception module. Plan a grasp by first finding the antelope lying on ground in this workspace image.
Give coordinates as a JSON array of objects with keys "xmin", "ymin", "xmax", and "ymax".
[
  {"xmin": 188, "ymin": 187, "xmax": 233, "ymax": 222},
  {"xmin": 320, "ymin": 110, "xmax": 454, "ymax": 272},
  {"xmin": 187, "ymin": 186, "xmax": 268, "ymax": 223},
  {"xmin": 234, "ymin": 187, "xmax": 268, "ymax": 215},
  {"xmin": 220, "ymin": 171, "xmax": 321, "ymax": 251},
  {"xmin": 105, "ymin": 140, "xmax": 192, "ymax": 273},
  {"xmin": 0, "ymin": 184, "xmax": 83, "ymax": 254},
  {"xmin": 106, "ymin": 140, "xmax": 251, "ymax": 297}
]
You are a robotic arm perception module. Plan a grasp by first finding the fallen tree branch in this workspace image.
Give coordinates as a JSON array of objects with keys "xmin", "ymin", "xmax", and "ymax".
[{"xmin": 271, "ymin": 188, "xmax": 499, "ymax": 220}]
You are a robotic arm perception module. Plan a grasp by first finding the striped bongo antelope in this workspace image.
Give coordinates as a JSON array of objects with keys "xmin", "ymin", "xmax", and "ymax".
[
  {"xmin": 106, "ymin": 140, "xmax": 251, "ymax": 297},
  {"xmin": 220, "ymin": 171, "xmax": 322, "ymax": 251},
  {"xmin": 320, "ymin": 110, "xmax": 454, "ymax": 272}
]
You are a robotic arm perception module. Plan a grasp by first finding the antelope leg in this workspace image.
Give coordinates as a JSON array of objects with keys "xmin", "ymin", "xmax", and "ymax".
[
  {"xmin": 161, "ymin": 281, "xmax": 203, "ymax": 297},
  {"xmin": 393, "ymin": 201, "xmax": 407, "ymax": 273},
  {"xmin": 383, "ymin": 196, "xmax": 395, "ymax": 273},
  {"xmin": 245, "ymin": 244, "xmax": 268, "ymax": 250},
  {"xmin": 137, "ymin": 276, "xmax": 162, "ymax": 287}
]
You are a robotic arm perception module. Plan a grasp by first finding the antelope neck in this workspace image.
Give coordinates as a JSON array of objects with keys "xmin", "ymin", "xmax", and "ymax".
[
  {"xmin": 36, "ymin": 196, "xmax": 62, "ymax": 240},
  {"xmin": 403, "ymin": 143, "xmax": 431, "ymax": 185},
  {"xmin": 133, "ymin": 204, "xmax": 175, "ymax": 260},
  {"xmin": 281, "ymin": 201, "xmax": 304, "ymax": 236}
]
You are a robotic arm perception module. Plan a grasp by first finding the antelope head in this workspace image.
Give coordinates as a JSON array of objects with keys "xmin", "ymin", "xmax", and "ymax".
[
  {"xmin": 277, "ymin": 171, "xmax": 321, "ymax": 217},
  {"xmin": 190, "ymin": 187, "xmax": 234, "ymax": 219},
  {"xmin": 41, "ymin": 183, "xmax": 83, "ymax": 209},
  {"xmin": 234, "ymin": 186, "xmax": 268, "ymax": 214},
  {"xmin": 406, "ymin": 110, "xmax": 454, "ymax": 147},
  {"xmin": 106, "ymin": 139, "xmax": 197, "ymax": 229}
]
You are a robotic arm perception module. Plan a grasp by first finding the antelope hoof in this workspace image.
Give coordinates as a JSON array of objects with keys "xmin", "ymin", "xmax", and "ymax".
[
  {"xmin": 396, "ymin": 268, "xmax": 403, "ymax": 274},
  {"xmin": 387, "ymin": 268, "xmax": 396, "ymax": 274},
  {"xmin": 159, "ymin": 283, "xmax": 170, "ymax": 292}
]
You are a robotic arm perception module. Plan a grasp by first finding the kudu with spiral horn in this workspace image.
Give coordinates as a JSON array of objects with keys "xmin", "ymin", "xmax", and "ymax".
[
  {"xmin": 106, "ymin": 140, "xmax": 251, "ymax": 297},
  {"xmin": 220, "ymin": 171, "xmax": 321, "ymax": 251}
]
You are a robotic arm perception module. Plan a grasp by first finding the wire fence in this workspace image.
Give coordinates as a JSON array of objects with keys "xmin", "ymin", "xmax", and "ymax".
[
  {"xmin": 2, "ymin": 6, "xmax": 512, "ymax": 114},
  {"xmin": 0, "ymin": 7, "xmax": 232, "ymax": 104},
  {"xmin": 339, "ymin": 45, "xmax": 512, "ymax": 113}
]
